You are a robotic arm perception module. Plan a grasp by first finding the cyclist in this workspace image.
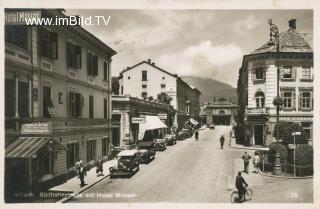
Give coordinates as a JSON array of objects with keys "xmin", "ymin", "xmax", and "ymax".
[{"xmin": 235, "ymin": 171, "xmax": 248, "ymax": 202}]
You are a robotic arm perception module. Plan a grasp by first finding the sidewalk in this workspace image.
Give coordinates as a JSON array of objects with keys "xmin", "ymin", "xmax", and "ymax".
[
  {"xmin": 230, "ymin": 135, "xmax": 269, "ymax": 151},
  {"xmin": 49, "ymin": 159, "xmax": 117, "ymax": 203}
]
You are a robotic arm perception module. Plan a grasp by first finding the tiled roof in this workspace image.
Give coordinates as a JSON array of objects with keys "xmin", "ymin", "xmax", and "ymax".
[{"xmin": 250, "ymin": 28, "xmax": 312, "ymax": 55}]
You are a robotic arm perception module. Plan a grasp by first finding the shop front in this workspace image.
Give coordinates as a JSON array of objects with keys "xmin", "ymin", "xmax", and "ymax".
[{"xmin": 138, "ymin": 115, "xmax": 168, "ymax": 141}]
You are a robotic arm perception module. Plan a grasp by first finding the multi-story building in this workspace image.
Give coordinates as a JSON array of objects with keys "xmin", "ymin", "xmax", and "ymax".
[
  {"xmin": 118, "ymin": 59, "xmax": 201, "ymax": 130},
  {"xmin": 202, "ymin": 98, "xmax": 237, "ymax": 126},
  {"xmin": 237, "ymin": 19, "xmax": 313, "ymax": 146},
  {"xmin": 4, "ymin": 9, "xmax": 116, "ymax": 194}
]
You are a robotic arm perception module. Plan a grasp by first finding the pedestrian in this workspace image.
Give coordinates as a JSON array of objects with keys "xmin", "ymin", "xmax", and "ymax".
[
  {"xmin": 195, "ymin": 130, "xmax": 199, "ymax": 141},
  {"xmin": 241, "ymin": 151, "xmax": 251, "ymax": 174},
  {"xmin": 220, "ymin": 135, "xmax": 225, "ymax": 149},
  {"xmin": 75, "ymin": 159, "xmax": 82, "ymax": 171},
  {"xmin": 96, "ymin": 156, "xmax": 104, "ymax": 177},
  {"xmin": 253, "ymin": 153, "xmax": 260, "ymax": 173},
  {"xmin": 235, "ymin": 171, "xmax": 248, "ymax": 202},
  {"xmin": 78, "ymin": 162, "xmax": 87, "ymax": 187}
]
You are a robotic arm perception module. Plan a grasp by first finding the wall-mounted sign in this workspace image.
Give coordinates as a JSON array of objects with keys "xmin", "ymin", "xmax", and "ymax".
[
  {"xmin": 158, "ymin": 113, "xmax": 167, "ymax": 119},
  {"xmin": 167, "ymin": 87, "xmax": 176, "ymax": 97},
  {"xmin": 132, "ymin": 117, "xmax": 145, "ymax": 124},
  {"xmin": 21, "ymin": 122, "xmax": 52, "ymax": 135},
  {"xmin": 5, "ymin": 11, "xmax": 41, "ymax": 25}
]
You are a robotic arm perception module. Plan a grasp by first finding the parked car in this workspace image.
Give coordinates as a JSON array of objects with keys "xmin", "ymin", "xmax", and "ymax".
[
  {"xmin": 181, "ymin": 128, "xmax": 193, "ymax": 138},
  {"xmin": 109, "ymin": 149, "xmax": 141, "ymax": 178},
  {"xmin": 153, "ymin": 138, "xmax": 167, "ymax": 151},
  {"xmin": 209, "ymin": 124, "xmax": 215, "ymax": 130},
  {"xmin": 164, "ymin": 134, "xmax": 177, "ymax": 145},
  {"xmin": 136, "ymin": 141, "xmax": 156, "ymax": 163}
]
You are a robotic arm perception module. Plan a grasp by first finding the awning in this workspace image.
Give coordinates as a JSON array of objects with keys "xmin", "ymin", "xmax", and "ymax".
[
  {"xmin": 138, "ymin": 116, "xmax": 167, "ymax": 140},
  {"xmin": 6, "ymin": 137, "xmax": 65, "ymax": 158},
  {"xmin": 189, "ymin": 118, "xmax": 199, "ymax": 125}
]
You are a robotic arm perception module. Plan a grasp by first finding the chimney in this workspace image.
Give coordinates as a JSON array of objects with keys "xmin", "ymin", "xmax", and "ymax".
[
  {"xmin": 147, "ymin": 59, "xmax": 151, "ymax": 63},
  {"xmin": 289, "ymin": 19, "xmax": 296, "ymax": 29},
  {"xmin": 151, "ymin": 62, "xmax": 155, "ymax": 66}
]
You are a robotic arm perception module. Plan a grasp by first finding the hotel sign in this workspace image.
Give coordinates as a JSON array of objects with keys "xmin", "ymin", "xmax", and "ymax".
[
  {"xmin": 21, "ymin": 122, "xmax": 52, "ymax": 135},
  {"xmin": 132, "ymin": 117, "xmax": 146, "ymax": 124},
  {"xmin": 5, "ymin": 11, "xmax": 42, "ymax": 25}
]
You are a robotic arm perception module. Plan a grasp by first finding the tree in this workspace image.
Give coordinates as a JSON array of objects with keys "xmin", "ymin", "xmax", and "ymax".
[
  {"xmin": 273, "ymin": 121, "xmax": 308, "ymax": 145},
  {"xmin": 111, "ymin": 77, "xmax": 120, "ymax": 95}
]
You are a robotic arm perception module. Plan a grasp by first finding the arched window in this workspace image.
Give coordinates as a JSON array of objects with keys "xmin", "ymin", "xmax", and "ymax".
[
  {"xmin": 255, "ymin": 91, "xmax": 265, "ymax": 108},
  {"xmin": 219, "ymin": 110, "xmax": 225, "ymax": 115}
]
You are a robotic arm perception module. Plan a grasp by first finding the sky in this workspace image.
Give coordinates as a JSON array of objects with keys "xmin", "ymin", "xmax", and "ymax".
[{"xmin": 66, "ymin": 9, "xmax": 312, "ymax": 87}]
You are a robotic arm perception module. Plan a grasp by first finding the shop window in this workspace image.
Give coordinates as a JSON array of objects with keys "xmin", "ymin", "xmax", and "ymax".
[
  {"xmin": 89, "ymin": 94, "xmax": 94, "ymax": 119},
  {"xmin": 87, "ymin": 140, "xmax": 96, "ymax": 162},
  {"xmin": 5, "ymin": 78, "xmax": 15, "ymax": 117},
  {"xmin": 5, "ymin": 25, "xmax": 28, "ymax": 50},
  {"xmin": 40, "ymin": 27, "xmax": 58, "ymax": 59},
  {"xmin": 67, "ymin": 41, "xmax": 82, "ymax": 68},
  {"xmin": 255, "ymin": 91, "xmax": 265, "ymax": 108},
  {"xmin": 67, "ymin": 143, "xmax": 79, "ymax": 168},
  {"xmin": 299, "ymin": 91, "xmax": 312, "ymax": 109},
  {"xmin": 142, "ymin": 71, "xmax": 147, "ymax": 81},
  {"xmin": 87, "ymin": 52, "xmax": 98, "ymax": 76},
  {"xmin": 38, "ymin": 148, "xmax": 54, "ymax": 176},
  {"xmin": 69, "ymin": 92, "xmax": 83, "ymax": 118}
]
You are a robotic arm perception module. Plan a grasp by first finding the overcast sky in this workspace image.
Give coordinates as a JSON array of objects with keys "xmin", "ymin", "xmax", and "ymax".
[{"xmin": 66, "ymin": 10, "xmax": 312, "ymax": 87}]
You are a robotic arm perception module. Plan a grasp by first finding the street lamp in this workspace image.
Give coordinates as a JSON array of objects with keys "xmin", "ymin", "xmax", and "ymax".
[{"xmin": 268, "ymin": 19, "xmax": 282, "ymax": 175}]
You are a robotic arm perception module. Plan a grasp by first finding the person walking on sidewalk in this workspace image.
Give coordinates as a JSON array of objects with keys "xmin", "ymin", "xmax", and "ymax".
[
  {"xmin": 96, "ymin": 156, "xmax": 104, "ymax": 177},
  {"xmin": 253, "ymin": 153, "xmax": 260, "ymax": 173},
  {"xmin": 78, "ymin": 163, "xmax": 87, "ymax": 187},
  {"xmin": 235, "ymin": 171, "xmax": 248, "ymax": 202},
  {"xmin": 220, "ymin": 135, "xmax": 225, "ymax": 149},
  {"xmin": 75, "ymin": 159, "xmax": 83, "ymax": 171},
  {"xmin": 241, "ymin": 151, "xmax": 251, "ymax": 174},
  {"xmin": 195, "ymin": 130, "xmax": 199, "ymax": 141}
]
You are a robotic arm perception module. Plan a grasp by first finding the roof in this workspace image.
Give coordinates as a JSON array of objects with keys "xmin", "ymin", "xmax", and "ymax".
[
  {"xmin": 120, "ymin": 60, "xmax": 178, "ymax": 78},
  {"xmin": 6, "ymin": 137, "xmax": 65, "ymax": 158},
  {"xmin": 250, "ymin": 28, "xmax": 312, "ymax": 55},
  {"xmin": 117, "ymin": 149, "xmax": 138, "ymax": 157}
]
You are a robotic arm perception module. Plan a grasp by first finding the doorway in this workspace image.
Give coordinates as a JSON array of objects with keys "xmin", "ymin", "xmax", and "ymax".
[{"xmin": 254, "ymin": 125, "xmax": 264, "ymax": 145}]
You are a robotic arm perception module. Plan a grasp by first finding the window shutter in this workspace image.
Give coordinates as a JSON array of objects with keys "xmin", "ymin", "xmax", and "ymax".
[
  {"xmin": 292, "ymin": 90, "xmax": 296, "ymax": 109},
  {"xmin": 75, "ymin": 45, "xmax": 81, "ymax": 68},
  {"xmin": 298, "ymin": 93, "xmax": 302, "ymax": 108},
  {"xmin": 50, "ymin": 32, "xmax": 58, "ymax": 59},
  {"xmin": 69, "ymin": 92, "xmax": 73, "ymax": 117},
  {"xmin": 311, "ymin": 91, "xmax": 313, "ymax": 110},
  {"xmin": 292, "ymin": 67, "xmax": 297, "ymax": 81},
  {"xmin": 94, "ymin": 55, "xmax": 98, "ymax": 76},
  {"xmin": 75, "ymin": 93, "xmax": 81, "ymax": 117},
  {"xmin": 279, "ymin": 67, "xmax": 283, "ymax": 80},
  {"xmin": 67, "ymin": 42, "xmax": 71, "ymax": 67},
  {"xmin": 87, "ymin": 52, "xmax": 91, "ymax": 75}
]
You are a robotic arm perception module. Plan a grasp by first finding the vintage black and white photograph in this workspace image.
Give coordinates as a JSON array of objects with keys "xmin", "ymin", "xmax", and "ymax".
[{"xmin": 2, "ymin": 3, "xmax": 316, "ymax": 206}]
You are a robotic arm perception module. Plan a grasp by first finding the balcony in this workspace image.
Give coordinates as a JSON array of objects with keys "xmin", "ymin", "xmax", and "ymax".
[
  {"xmin": 245, "ymin": 107, "xmax": 269, "ymax": 116},
  {"xmin": 5, "ymin": 117, "xmax": 109, "ymax": 134}
]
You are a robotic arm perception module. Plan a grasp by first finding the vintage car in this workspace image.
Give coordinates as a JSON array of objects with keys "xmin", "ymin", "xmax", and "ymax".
[
  {"xmin": 153, "ymin": 138, "xmax": 167, "ymax": 151},
  {"xmin": 136, "ymin": 141, "xmax": 156, "ymax": 163},
  {"xmin": 178, "ymin": 129, "xmax": 193, "ymax": 140},
  {"xmin": 209, "ymin": 124, "xmax": 215, "ymax": 130},
  {"xmin": 109, "ymin": 150, "xmax": 141, "ymax": 178},
  {"xmin": 164, "ymin": 134, "xmax": 177, "ymax": 145}
]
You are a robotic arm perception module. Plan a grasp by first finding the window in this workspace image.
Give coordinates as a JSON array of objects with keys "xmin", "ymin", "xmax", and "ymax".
[
  {"xmin": 255, "ymin": 91, "xmax": 265, "ymax": 108},
  {"xmin": 121, "ymin": 86, "xmax": 123, "ymax": 95},
  {"xmin": 141, "ymin": 92, "xmax": 148, "ymax": 99},
  {"xmin": 69, "ymin": 92, "xmax": 82, "ymax": 118},
  {"xmin": 161, "ymin": 84, "xmax": 166, "ymax": 89},
  {"xmin": 142, "ymin": 71, "xmax": 147, "ymax": 81},
  {"xmin": 104, "ymin": 98, "xmax": 108, "ymax": 119},
  {"xmin": 67, "ymin": 143, "xmax": 79, "ymax": 168},
  {"xmin": 5, "ymin": 25, "xmax": 28, "ymax": 50},
  {"xmin": 41, "ymin": 27, "xmax": 58, "ymax": 59},
  {"xmin": 302, "ymin": 66, "xmax": 311, "ymax": 79},
  {"xmin": 87, "ymin": 52, "xmax": 98, "ymax": 76},
  {"xmin": 281, "ymin": 90, "xmax": 295, "ymax": 109},
  {"xmin": 301, "ymin": 122, "xmax": 312, "ymax": 140},
  {"xmin": 299, "ymin": 91, "xmax": 312, "ymax": 109},
  {"xmin": 43, "ymin": 86, "xmax": 53, "ymax": 118},
  {"xmin": 103, "ymin": 61, "xmax": 109, "ymax": 81},
  {"xmin": 18, "ymin": 81, "xmax": 29, "ymax": 117},
  {"xmin": 102, "ymin": 138, "xmax": 107, "ymax": 157},
  {"xmin": 254, "ymin": 67, "xmax": 264, "ymax": 80},
  {"xmin": 89, "ymin": 94, "xmax": 94, "ymax": 119},
  {"xmin": 67, "ymin": 41, "xmax": 81, "ymax": 68},
  {"xmin": 5, "ymin": 79, "xmax": 15, "ymax": 117},
  {"xmin": 282, "ymin": 66, "xmax": 293, "ymax": 79},
  {"xmin": 87, "ymin": 140, "xmax": 96, "ymax": 162},
  {"xmin": 142, "ymin": 84, "xmax": 147, "ymax": 89}
]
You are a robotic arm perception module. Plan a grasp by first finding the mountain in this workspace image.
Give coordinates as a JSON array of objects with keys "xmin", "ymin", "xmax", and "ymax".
[{"xmin": 180, "ymin": 76, "xmax": 237, "ymax": 104}]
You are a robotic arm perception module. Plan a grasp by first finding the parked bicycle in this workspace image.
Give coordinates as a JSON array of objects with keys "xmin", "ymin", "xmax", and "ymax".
[{"xmin": 231, "ymin": 186, "xmax": 252, "ymax": 203}]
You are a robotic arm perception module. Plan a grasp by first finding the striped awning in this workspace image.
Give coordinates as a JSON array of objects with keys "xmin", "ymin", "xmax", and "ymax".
[{"xmin": 5, "ymin": 137, "xmax": 65, "ymax": 158}]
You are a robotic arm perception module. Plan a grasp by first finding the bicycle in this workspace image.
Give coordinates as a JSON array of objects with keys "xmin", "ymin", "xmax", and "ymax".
[{"xmin": 231, "ymin": 186, "xmax": 253, "ymax": 203}]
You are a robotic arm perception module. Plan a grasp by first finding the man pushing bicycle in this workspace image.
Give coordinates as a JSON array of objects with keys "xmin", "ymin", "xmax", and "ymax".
[{"xmin": 235, "ymin": 171, "xmax": 248, "ymax": 202}]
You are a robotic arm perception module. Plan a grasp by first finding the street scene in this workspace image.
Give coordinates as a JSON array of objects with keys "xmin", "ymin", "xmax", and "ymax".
[{"xmin": 3, "ymin": 8, "xmax": 314, "ymax": 204}]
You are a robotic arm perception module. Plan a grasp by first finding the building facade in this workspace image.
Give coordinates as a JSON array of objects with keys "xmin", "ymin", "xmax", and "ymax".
[
  {"xmin": 5, "ymin": 9, "xmax": 116, "ymax": 194},
  {"xmin": 118, "ymin": 59, "xmax": 201, "ymax": 131},
  {"xmin": 237, "ymin": 19, "xmax": 313, "ymax": 146},
  {"xmin": 202, "ymin": 98, "xmax": 237, "ymax": 126},
  {"xmin": 111, "ymin": 95, "xmax": 173, "ymax": 149}
]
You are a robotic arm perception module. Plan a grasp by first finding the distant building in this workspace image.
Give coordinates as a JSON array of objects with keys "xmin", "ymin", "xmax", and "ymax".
[
  {"xmin": 118, "ymin": 59, "xmax": 201, "ymax": 130},
  {"xmin": 237, "ymin": 19, "xmax": 313, "ymax": 146},
  {"xmin": 5, "ymin": 9, "xmax": 116, "ymax": 194},
  {"xmin": 201, "ymin": 98, "xmax": 237, "ymax": 126}
]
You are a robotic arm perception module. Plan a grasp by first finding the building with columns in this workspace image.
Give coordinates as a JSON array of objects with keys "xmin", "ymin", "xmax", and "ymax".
[
  {"xmin": 5, "ymin": 9, "xmax": 116, "ymax": 195},
  {"xmin": 237, "ymin": 19, "xmax": 313, "ymax": 146}
]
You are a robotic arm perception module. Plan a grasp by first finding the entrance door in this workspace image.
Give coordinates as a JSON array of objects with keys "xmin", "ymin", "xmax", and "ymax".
[
  {"xmin": 254, "ymin": 125, "xmax": 264, "ymax": 145},
  {"xmin": 112, "ymin": 128, "xmax": 120, "ymax": 146}
]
